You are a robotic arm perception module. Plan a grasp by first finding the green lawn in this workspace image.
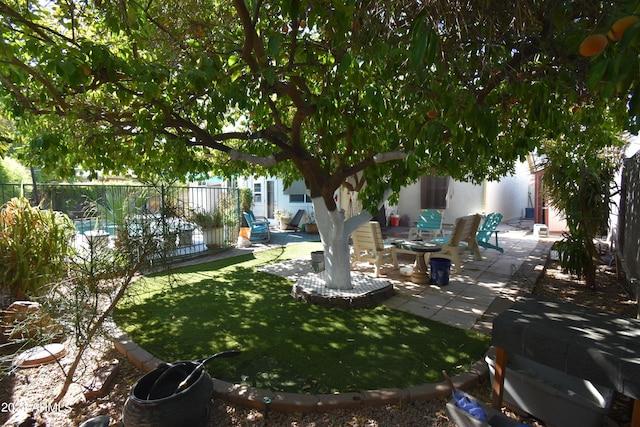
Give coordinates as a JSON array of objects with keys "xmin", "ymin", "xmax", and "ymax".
[{"xmin": 115, "ymin": 243, "xmax": 490, "ymax": 394}]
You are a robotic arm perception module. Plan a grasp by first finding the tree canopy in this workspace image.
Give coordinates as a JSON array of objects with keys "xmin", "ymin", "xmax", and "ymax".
[{"xmin": 0, "ymin": 0, "xmax": 632, "ymax": 214}]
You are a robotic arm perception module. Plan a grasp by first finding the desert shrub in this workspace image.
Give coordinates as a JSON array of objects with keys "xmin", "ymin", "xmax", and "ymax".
[{"xmin": 0, "ymin": 196, "xmax": 76, "ymax": 299}]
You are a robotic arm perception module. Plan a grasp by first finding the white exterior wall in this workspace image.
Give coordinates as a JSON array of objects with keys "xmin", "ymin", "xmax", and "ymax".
[
  {"xmin": 188, "ymin": 184, "xmax": 222, "ymax": 213},
  {"xmin": 444, "ymin": 180, "xmax": 485, "ymax": 224},
  {"xmin": 546, "ymin": 206, "xmax": 567, "ymax": 235},
  {"xmin": 396, "ymin": 179, "xmax": 483, "ymax": 226},
  {"xmin": 237, "ymin": 176, "xmax": 270, "ymax": 218},
  {"xmin": 484, "ymin": 160, "xmax": 533, "ymax": 222},
  {"xmin": 395, "ymin": 181, "xmax": 420, "ymax": 225},
  {"xmin": 396, "ymin": 160, "xmax": 532, "ymax": 226}
]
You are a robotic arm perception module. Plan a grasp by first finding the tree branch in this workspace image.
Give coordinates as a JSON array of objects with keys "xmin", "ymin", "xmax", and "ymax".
[
  {"xmin": 0, "ymin": 1, "xmax": 74, "ymax": 45},
  {"xmin": 228, "ymin": 150, "xmax": 277, "ymax": 166},
  {"xmin": 233, "ymin": 0, "xmax": 268, "ymax": 71},
  {"xmin": 476, "ymin": 40, "xmax": 541, "ymax": 106},
  {"xmin": 8, "ymin": 57, "xmax": 70, "ymax": 110},
  {"xmin": 373, "ymin": 151, "xmax": 410, "ymax": 163}
]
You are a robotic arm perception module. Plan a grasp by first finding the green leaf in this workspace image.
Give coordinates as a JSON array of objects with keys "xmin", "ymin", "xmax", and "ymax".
[
  {"xmin": 59, "ymin": 60, "xmax": 76, "ymax": 78},
  {"xmin": 230, "ymin": 66, "xmax": 243, "ymax": 82},
  {"xmin": 228, "ymin": 55, "xmax": 240, "ymax": 67},
  {"xmin": 409, "ymin": 11, "xmax": 437, "ymax": 69},
  {"xmin": 425, "ymin": 28, "xmax": 439, "ymax": 66},
  {"xmin": 619, "ymin": 21, "xmax": 640, "ymax": 49},
  {"xmin": 267, "ymin": 34, "xmax": 282, "ymax": 56},
  {"xmin": 409, "ymin": 25, "xmax": 428, "ymax": 69},
  {"xmin": 287, "ymin": 0, "xmax": 300, "ymax": 22},
  {"xmin": 602, "ymin": 82, "xmax": 615, "ymax": 99},
  {"xmin": 337, "ymin": 52, "xmax": 351, "ymax": 74},
  {"xmin": 587, "ymin": 59, "xmax": 608, "ymax": 90},
  {"xmin": 263, "ymin": 67, "xmax": 276, "ymax": 85}
]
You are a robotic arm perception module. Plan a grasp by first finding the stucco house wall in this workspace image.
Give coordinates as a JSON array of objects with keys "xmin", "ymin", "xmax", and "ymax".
[
  {"xmin": 484, "ymin": 160, "xmax": 533, "ymax": 222},
  {"xmin": 396, "ymin": 180, "xmax": 484, "ymax": 226},
  {"xmin": 396, "ymin": 160, "xmax": 533, "ymax": 227}
]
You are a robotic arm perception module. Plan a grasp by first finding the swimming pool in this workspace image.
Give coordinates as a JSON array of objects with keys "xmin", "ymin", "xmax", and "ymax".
[{"xmin": 74, "ymin": 218, "xmax": 117, "ymax": 236}]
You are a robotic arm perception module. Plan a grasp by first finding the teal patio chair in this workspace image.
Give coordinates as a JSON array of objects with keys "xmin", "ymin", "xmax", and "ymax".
[
  {"xmin": 413, "ymin": 209, "xmax": 444, "ymax": 239},
  {"xmin": 247, "ymin": 210, "xmax": 269, "ymax": 226},
  {"xmin": 243, "ymin": 212, "xmax": 270, "ymax": 243},
  {"xmin": 476, "ymin": 212, "xmax": 504, "ymax": 253}
]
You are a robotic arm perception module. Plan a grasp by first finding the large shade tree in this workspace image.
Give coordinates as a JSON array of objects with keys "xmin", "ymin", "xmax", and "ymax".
[
  {"xmin": 577, "ymin": 3, "xmax": 640, "ymax": 133},
  {"xmin": 0, "ymin": 0, "xmax": 631, "ymax": 289}
]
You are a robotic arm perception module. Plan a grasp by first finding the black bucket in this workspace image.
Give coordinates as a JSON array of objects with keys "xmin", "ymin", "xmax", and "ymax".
[{"xmin": 122, "ymin": 361, "xmax": 212, "ymax": 427}]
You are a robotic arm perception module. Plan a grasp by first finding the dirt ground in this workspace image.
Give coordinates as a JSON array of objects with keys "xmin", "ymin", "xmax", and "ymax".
[{"xmin": 0, "ymin": 254, "xmax": 637, "ymax": 427}]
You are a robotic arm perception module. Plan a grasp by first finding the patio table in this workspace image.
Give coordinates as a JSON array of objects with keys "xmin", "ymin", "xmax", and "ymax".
[{"xmin": 395, "ymin": 240, "xmax": 441, "ymax": 284}]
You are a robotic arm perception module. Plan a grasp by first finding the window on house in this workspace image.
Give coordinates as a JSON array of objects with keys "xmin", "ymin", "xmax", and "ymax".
[
  {"xmin": 420, "ymin": 175, "xmax": 450, "ymax": 209},
  {"xmin": 289, "ymin": 194, "xmax": 312, "ymax": 203},
  {"xmin": 284, "ymin": 180, "xmax": 311, "ymax": 203},
  {"xmin": 253, "ymin": 183, "xmax": 262, "ymax": 203}
]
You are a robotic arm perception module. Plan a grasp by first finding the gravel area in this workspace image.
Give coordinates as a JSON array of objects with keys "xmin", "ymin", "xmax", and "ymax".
[{"xmin": 209, "ymin": 397, "xmax": 456, "ymax": 427}]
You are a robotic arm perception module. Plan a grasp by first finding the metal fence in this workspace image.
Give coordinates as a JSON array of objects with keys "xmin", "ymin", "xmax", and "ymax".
[{"xmin": 0, "ymin": 183, "xmax": 241, "ymax": 260}]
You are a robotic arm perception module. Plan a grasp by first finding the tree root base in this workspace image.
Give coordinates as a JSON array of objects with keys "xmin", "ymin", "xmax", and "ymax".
[{"xmin": 291, "ymin": 272, "xmax": 395, "ymax": 308}]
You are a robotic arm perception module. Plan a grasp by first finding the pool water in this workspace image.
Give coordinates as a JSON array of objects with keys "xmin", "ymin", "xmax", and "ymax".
[{"xmin": 74, "ymin": 219, "xmax": 117, "ymax": 236}]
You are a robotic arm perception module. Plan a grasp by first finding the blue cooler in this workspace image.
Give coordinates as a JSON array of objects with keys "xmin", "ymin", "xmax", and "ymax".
[{"xmin": 430, "ymin": 257, "xmax": 451, "ymax": 285}]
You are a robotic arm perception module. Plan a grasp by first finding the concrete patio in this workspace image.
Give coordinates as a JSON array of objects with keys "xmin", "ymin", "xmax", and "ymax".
[{"xmin": 259, "ymin": 219, "xmax": 557, "ymax": 334}]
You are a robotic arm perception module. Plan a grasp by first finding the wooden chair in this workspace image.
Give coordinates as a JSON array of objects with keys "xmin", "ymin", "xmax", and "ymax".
[
  {"xmin": 426, "ymin": 214, "xmax": 482, "ymax": 273},
  {"xmin": 351, "ymin": 221, "xmax": 398, "ymax": 277},
  {"xmin": 410, "ymin": 209, "xmax": 444, "ymax": 239},
  {"xmin": 476, "ymin": 212, "xmax": 504, "ymax": 253}
]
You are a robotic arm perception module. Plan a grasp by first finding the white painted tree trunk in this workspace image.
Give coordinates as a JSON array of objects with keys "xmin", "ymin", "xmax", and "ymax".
[{"xmin": 312, "ymin": 197, "xmax": 375, "ymax": 290}]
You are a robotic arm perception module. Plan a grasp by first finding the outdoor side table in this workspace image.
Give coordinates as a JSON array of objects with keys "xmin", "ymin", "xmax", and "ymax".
[
  {"xmin": 397, "ymin": 241, "xmax": 441, "ymax": 284},
  {"xmin": 490, "ymin": 295, "xmax": 640, "ymax": 427}
]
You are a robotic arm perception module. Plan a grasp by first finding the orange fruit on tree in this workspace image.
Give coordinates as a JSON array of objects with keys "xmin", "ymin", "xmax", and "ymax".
[
  {"xmin": 579, "ymin": 34, "xmax": 608, "ymax": 57},
  {"xmin": 608, "ymin": 15, "xmax": 640, "ymax": 41},
  {"xmin": 427, "ymin": 109, "xmax": 438, "ymax": 119}
]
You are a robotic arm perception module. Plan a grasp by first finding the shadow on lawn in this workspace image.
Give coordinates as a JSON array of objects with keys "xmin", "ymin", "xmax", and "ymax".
[{"xmin": 115, "ymin": 251, "xmax": 490, "ymax": 394}]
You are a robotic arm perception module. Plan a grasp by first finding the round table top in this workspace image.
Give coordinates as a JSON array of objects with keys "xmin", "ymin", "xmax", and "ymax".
[{"xmin": 398, "ymin": 241, "xmax": 441, "ymax": 253}]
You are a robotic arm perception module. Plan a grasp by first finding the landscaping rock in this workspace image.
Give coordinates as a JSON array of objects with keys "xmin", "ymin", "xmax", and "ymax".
[
  {"xmin": 84, "ymin": 360, "xmax": 120, "ymax": 400},
  {"xmin": 2, "ymin": 301, "xmax": 62, "ymax": 342}
]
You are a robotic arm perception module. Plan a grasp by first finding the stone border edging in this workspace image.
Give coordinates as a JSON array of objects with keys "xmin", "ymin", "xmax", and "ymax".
[{"xmin": 112, "ymin": 330, "xmax": 488, "ymax": 413}]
